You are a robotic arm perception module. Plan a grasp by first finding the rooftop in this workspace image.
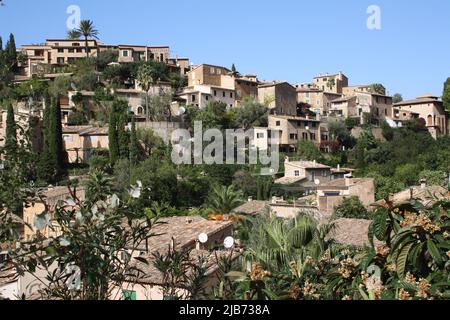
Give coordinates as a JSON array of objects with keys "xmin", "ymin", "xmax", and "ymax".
[
  {"xmin": 125, "ymin": 216, "xmax": 233, "ymax": 252},
  {"xmin": 394, "ymin": 94, "xmax": 442, "ymax": 106},
  {"xmin": 327, "ymin": 218, "xmax": 382, "ymax": 247},
  {"xmin": 285, "ymin": 159, "xmax": 331, "ymax": 170},
  {"xmin": 374, "ymin": 185, "xmax": 448, "ymax": 208},
  {"xmin": 233, "ymin": 200, "xmax": 270, "ymax": 216}
]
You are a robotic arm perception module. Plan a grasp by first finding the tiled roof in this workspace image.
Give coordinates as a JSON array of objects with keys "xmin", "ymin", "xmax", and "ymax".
[
  {"xmin": 62, "ymin": 126, "xmax": 108, "ymax": 136},
  {"xmin": 327, "ymin": 218, "xmax": 382, "ymax": 247},
  {"xmin": 125, "ymin": 216, "xmax": 233, "ymax": 252},
  {"xmin": 374, "ymin": 185, "xmax": 448, "ymax": 208},
  {"xmin": 129, "ymin": 249, "xmax": 240, "ymax": 286},
  {"xmin": 287, "ymin": 161, "xmax": 331, "ymax": 170},
  {"xmin": 233, "ymin": 201, "xmax": 270, "ymax": 216},
  {"xmin": 274, "ymin": 176, "xmax": 306, "ymax": 185}
]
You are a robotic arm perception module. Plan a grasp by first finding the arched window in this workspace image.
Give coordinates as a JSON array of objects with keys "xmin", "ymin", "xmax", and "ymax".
[
  {"xmin": 427, "ymin": 115, "xmax": 433, "ymax": 126},
  {"xmin": 137, "ymin": 106, "xmax": 144, "ymax": 115}
]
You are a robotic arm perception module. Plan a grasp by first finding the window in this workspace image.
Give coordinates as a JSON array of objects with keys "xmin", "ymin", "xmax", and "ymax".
[
  {"xmin": 290, "ymin": 133, "xmax": 298, "ymax": 140},
  {"xmin": 257, "ymin": 133, "xmax": 265, "ymax": 139},
  {"xmin": 302, "ymin": 132, "xmax": 308, "ymax": 140},
  {"xmin": 122, "ymin": 50, "xmax": 129, "ymax": 57},
  {"xmin": 230, "ymin": 92, "xmax": 233, "ymax": 98},
  {"xmin": 57, "ymin": 57, "xmax": 65, "ymax": 64},
  {"xmin": 217, "ymin": 69, "xmax": 222, "ymax": 75},
  {"xmin": 205, "ymin": 95, "xmax": 209, "ymax": 101},
  {"xmin": 122, "ymin": 290, "xmax": 137, "ymax": 301},
  {"xmin": 276, "ymin": 121, "xmax": 281, "ymax": 126},
  {"xmin": 311, "ymin": 122, "xmax": 317, "ymax": 128},
  {"xmin": 68, "ymin": 48, "xmax": 75, "ymax": 53},
  {"xmin": 192, "ymin": 95, "xmax": 196, "ymax": 102},
  {"xmin": 210, "ymin": 67, "xmax": 215, "ymax": 74},
  {"xmin": 72, "ymin": 43, "xmax": 80, "ymax": 47},
  {"xmin": 58, "ymin": 48, "xmax": 64, "ymax": 53},
  {"xmin": 63, "ymin": 135, "xmax": 73, "ymax": 142},
  {"xmin": 310, "ymin": 133, "xmax": 316, "ymax": 140},
  {"xmin": 214, "ymin": 90, "xmax": 217, "ymax": 96},
  {"xmin": 76, "ymin": 48, "xmax": 83, "ymax": 53},
  {"xmin": 222, "ymin": 91, "xmax": 226, "ymax": 98},
  {"xmin": 294, "ymin": 171, "xmax": 300, "ymax": 177}
]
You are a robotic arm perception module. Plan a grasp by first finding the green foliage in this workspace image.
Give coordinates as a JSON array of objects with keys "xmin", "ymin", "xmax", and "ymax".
[
  {"xmin": 369, "ymin": 83, "xmax": 386, "ymax": 95},
  {"xmin": 392, "ymin": 93, "xmax": 403, "ymax": 104},
  {"xmin": 296, "ymin": 140, "xmax": 323, "ymax": 162},
  {"xmin": 443, "ymin": 77, "xmax": 450, "ymax": 112},
  {"xmin": 333, "ymin": 197, "xmax": 369, "ymax": 219},
  {"xmin": 96, "ymin": 49, "xmax": 119, "ymax": 71},
  {"xmin": 380, "ymin": 121, "xmax": 394, "ymax": 141},
  {"xmin": 418, "ymin": 170, "xmax": 446, "ymax": 187},
  {"xmin": 4, "ymin": 102, "xmax": 16, "ymax": 153},
  {"xmin": 207, "ymin": 185, "xmax": 243, "ymax": 215},
  {"xmin": 231, "ymin": 97, "xmax": 268, "ymax": 129},
  {"xmin": 10, "ymin": 178, "xmax": 160, "ymax": 300},
  {"xmin": 67, "ymin": 110, "xmax": 88, "ymax": 125}
]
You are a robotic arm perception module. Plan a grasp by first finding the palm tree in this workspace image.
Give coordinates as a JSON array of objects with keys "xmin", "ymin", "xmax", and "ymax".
[
  {"xmin": 67, "ymin": 30, "xmax": 81, "ymax": 40},
  {"xmin": 207, "ymin": 185, "xmax": 243, "ymax": 215},
  {"xmin": 245, "ymin": 211, "xmax": 334, "ymax": 271},
  {"xmin": 84, "ymin": 170, "xmax": 113, "ymax": 205},
  {"xmin": 75, "ymin": 20, "xmax": 99, "ymax": 58},
  {"xmin": 136, "ymin": 64, "xmax": 154, "ymax": 121}
]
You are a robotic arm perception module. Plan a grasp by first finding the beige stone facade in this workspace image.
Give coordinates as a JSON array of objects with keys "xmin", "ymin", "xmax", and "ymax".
[
  {"xmin": 62, "ymin": 126, "xmax": 109, "ymax": 163},
  {"xmin": 268, "ymin": 114, "xmax": 322, "ymax": 151},
  {"xmin": 258, "ymin": 82, "xmax": 297, "ymax": 116},
  {"xmin": 295, "ymin": 84, "xmax": 342, "ymax": 115},
  {"xmin": 316, "ymin": 178, "xmax": 375, "ymax": 215},
  {"xmin": 393, "ymin": 94, "xmax": 447, "ymax": 138},
  {"xmin": 313, "ymin": 72, "xmax": 348, "ymax": 94}
]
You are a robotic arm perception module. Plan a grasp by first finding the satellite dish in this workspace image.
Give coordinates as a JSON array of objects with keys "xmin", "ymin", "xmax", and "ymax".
[
  {"xmin": 70, "ymin": 82, "xmax": 78, "ymax": 91},
  {"xmin": 178, "ymin": 107, "xmax": 186, "ymax": 116},
  {"xmin": 314, "ymin": 179, "xmax": 320, "ymax": 186},
  {"xmin": 224, "ymin": 236, "xmax": 235, "ymax": 249},
  {"xmin": 198, "ymin": 233, "xmax": 208, "ymax": 244}
]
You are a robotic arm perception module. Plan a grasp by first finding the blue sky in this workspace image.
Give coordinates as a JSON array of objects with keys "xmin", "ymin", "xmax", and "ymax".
[{"xmin": 0, "ymin": 0, "xmax": 449, "ymax": 99}]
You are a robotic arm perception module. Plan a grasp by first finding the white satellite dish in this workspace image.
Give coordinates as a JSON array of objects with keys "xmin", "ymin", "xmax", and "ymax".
[
  {"xmin": 178, "ymin": 107, "xmax": 186, "ymax": 116},
  {"xmin": 224, "ymin": 236, "xmax": 235, "ymax": 249},
  {"xmin": 314, "ymin": 179, "xmax": 320, "ymax": 186},
  {"xmin": 198, "ymin": 233, "xmax": 208, "ymax": 244}
]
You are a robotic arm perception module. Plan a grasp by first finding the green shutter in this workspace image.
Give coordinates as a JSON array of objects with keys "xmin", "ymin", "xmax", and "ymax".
[{"xmin": 123, "ymin": 290, "xmax": 137, "ymax": 301}]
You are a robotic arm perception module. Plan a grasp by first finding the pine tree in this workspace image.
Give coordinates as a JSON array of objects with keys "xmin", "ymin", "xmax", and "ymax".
[
  {"xmin": 129, "ymin": 115, "xmax": 139, "ymax": 165},
  {"xmin": 4, "ymin": 102, "xmax": 17, "ymax": 154}
]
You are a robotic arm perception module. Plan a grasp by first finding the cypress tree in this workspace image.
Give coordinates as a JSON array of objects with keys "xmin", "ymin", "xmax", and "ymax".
[
  {"xmin": 108, "ymin": 111, "xmax": 119, "ymax": 165},
  {"xmin": 5, "ymin": 33, "xmax": 17, "ymax": 70},
  {"xmin": 129, "ymin": 115, "xmax": 139, "ymax": 165},
  {"xmin": 37, "ymin": 93, "xmax": 55, "ymax": 182},
  {"xmin": 48, "ymin": 96, "xmax": 65, "ymax": 179},
  {"xmin": 4, "ymin": 102, "xmax": 17, "ymax": 154},
  {"xmin": 117, "ymin": 113, "xmax": 129, "ymax": 159}
]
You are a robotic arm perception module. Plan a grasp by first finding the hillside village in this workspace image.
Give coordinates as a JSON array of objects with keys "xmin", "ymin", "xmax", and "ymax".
[{"xmin": 1, "ymin": 23, "xmax": 450, "ymax": 301}]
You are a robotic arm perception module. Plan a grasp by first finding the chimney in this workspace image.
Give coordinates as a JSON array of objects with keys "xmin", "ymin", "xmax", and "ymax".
[
  {"xmin": 170, "ymin": 237, "xmax": 176, "ymax": 250},
  {"xmin": 313, "ymin": 160, "xmax": 317, "ymax": 166},
  {"xmin": 420, "ymin": 179, "xmax": 427, "ymax": 190},
  {"xmin": 337, "ymin": 164, "xmax": 341, "ymax": 171}
]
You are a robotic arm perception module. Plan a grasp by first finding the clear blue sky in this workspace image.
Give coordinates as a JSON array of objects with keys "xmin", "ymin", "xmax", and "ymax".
[{"xmin": 1, "ymin": 0, "xmax": 449, "ymax": 99}]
